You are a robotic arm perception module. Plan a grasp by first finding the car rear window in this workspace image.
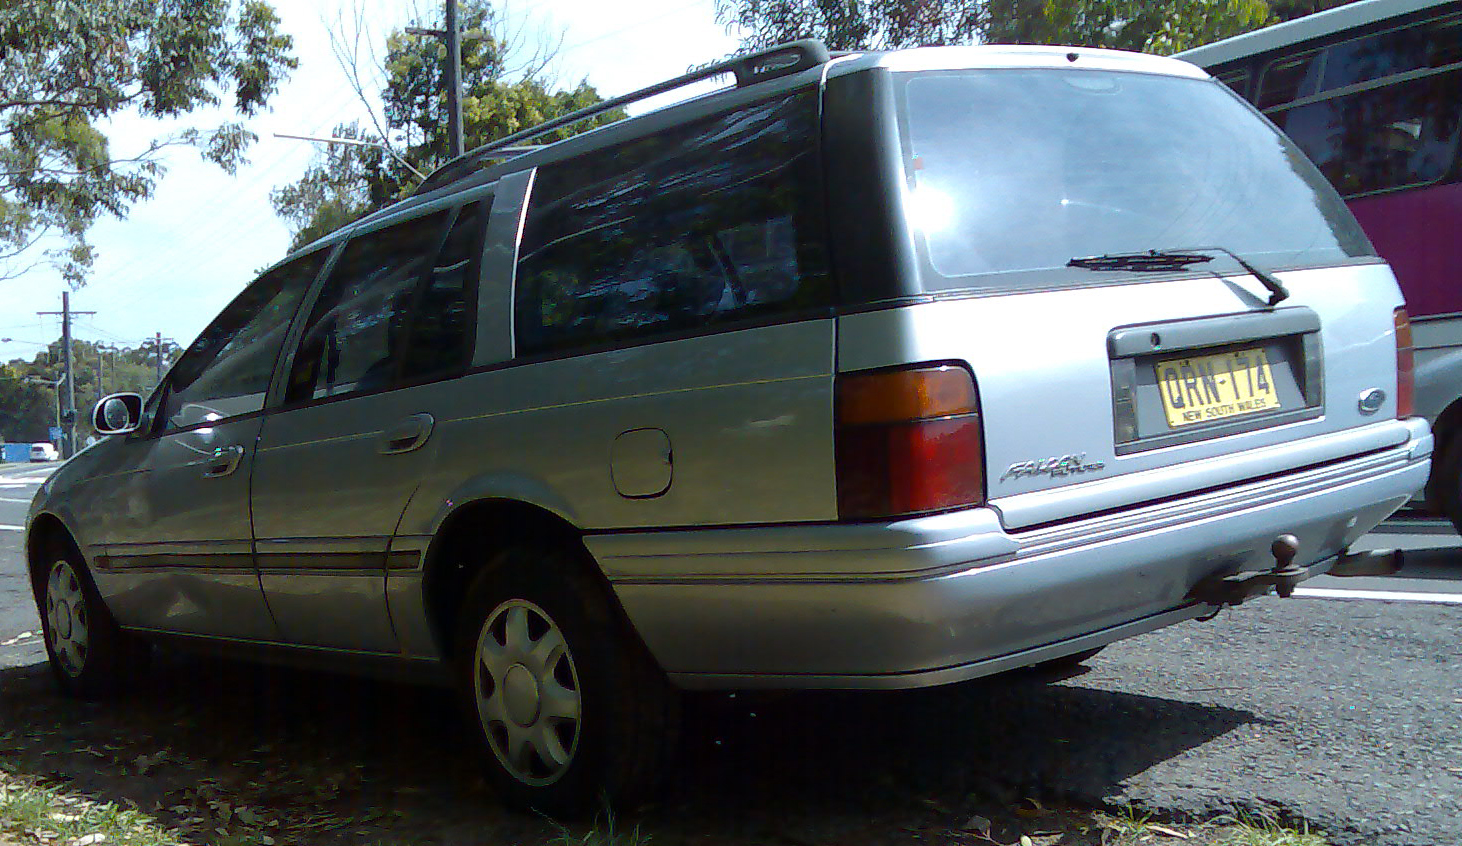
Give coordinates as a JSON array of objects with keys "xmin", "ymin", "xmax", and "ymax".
[{"xmin": 898, "ymin": 69, "xmax": 1374, "ymax": 292}]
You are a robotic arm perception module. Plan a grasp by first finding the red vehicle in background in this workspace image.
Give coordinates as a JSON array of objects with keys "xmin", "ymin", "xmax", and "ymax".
[{"xmin": 1179, "ymin": 0, "xmax": 1462, "ymax": 530}]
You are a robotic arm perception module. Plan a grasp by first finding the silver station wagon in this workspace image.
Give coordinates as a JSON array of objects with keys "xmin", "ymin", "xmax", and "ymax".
[{"xmin": 27, "ymin": 40, "xmax": 1432, "ymax": 812}]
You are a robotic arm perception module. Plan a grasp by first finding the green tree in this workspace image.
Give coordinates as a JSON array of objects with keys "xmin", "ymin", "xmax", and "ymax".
[
  {"xmin": 271, "ymin": 0, "xmax": 621, "ymax": 252},
  {"xmin": 0, "ymin": 364, "xmax": 54, "ymax": 445},
  {"xmin": 716, "ymin": 0, "xmax": 1277, "ymax": 54},
  {"xmin": 0, "ymin": 0, "xmax": 296, "ymax": 287},
  {"xmin": 0, "ymin": 338, "xmax": 179, "ymax": 444},
  {"xmin": 1271, "ymin": 0, "xmax": 1362, "ymax": 20}
]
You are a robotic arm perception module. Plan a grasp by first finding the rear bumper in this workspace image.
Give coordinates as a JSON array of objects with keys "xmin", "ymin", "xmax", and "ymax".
[{"xmin": 589, "ymin": 418, "xmax": 1432, "ymax": 689}]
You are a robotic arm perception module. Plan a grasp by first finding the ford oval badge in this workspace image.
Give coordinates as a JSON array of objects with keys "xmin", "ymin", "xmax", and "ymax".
[{"xmin": 1358, "ymin": 388, "xmax": 1386, "ymax": 415}]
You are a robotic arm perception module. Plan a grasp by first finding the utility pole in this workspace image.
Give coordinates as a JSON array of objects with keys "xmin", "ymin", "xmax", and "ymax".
[
  {"xmin": 38, "ymin": 292, "xmax": 95, "ymax": 459},
  {"xmin": 444, "ymin": 0, "xmax": 464, "ymax": 158},
  {"xmin": 405, "ymin": 1, "xmax": 473, "ymax": 159},
  {"xmin": 150, "ymin": 332, "xmax": 176, "ymax": 387}
]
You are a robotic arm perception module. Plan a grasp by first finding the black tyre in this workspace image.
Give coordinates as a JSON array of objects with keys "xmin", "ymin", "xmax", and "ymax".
[
  {"xmin": 37, "ymin": 543, "xmax": 149, "ymax": 699},
  {"xmin": 1433, "ymin": 436, "xmax": 1462, "ymax": 535},
  {"xmin": 454, "ymin": 541, "xmax": 678, "ymax": 816}
]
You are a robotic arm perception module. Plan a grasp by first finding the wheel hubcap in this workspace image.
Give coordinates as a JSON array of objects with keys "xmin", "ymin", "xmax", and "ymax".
[
  {"xmin": 474, "ymin": 599, "xmax": 581, "ymax": 786},
  {"xmin": 502, "ymin": 664, "xmax": 542, "ymax": 725},
  {"xmin": 44, "ymin": 560, "xmax": 89, "ymax": 678}
]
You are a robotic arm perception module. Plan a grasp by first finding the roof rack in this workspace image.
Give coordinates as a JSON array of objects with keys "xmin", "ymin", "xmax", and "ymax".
[{"xmin": 412, "ymin": 39, "xmax": 832, "ymax": 196}]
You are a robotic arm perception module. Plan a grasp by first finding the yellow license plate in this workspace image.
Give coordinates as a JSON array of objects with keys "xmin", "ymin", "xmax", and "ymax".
[{"xmin": 1156, "ymin": 347, "xmax": 1281, "ymax": 428}]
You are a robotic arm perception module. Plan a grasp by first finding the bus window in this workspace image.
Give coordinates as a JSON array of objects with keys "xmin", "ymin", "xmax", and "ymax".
[
  {"xmin": 1216, "ymin": 69, "xmax": 1251, "ymax": 98},
  {"xmin": 1272, "ymin": 68, "xmax": 1461, "ymax": 196},
  {"xmin": 1320, "ymin": 13, "xmax": 1462, "ymax": 93},
  {"xmin": 1431, "ymin": 16, "xmax": 1462, "ymax": 66},
  {"xmin": 1258, "ymin": 51, "xmax": 1321, "ymax": 108}
]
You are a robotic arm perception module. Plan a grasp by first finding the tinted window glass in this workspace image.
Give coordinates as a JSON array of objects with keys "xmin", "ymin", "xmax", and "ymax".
[
  {"xmin": 1320, "ymin": 14, "xmax": 1462, "ymax": 93},
  {"xmin": 161, "ymin": 252, "xmax": 323, "ymax": 431},
  {"xmin": 899, "ymin": 70, "xmax": 1372, "ymax": 290},
  {"xmin": 286, "ymin": 212, "xmax": 448, "ymax": 402},
  {"xmin": 400, "ymin": 201, "xmax": 484, "ymax": 381},
  {"xmin": 1216, "ymin": 69, "xmax": 1250, "ymax": 99},
  {"xmin": 514, "ymin": 93, "xmax": 831, "ymax": 356},
  {"xmin": 1273, "ymin": 68, "xmax": 1462, "ymax": 196},
  {"xmin": 1258, "ymin": 52, "xmax": 1320, "ymax": 108}
]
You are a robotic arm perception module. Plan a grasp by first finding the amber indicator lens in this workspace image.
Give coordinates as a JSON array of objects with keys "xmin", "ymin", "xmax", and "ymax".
[
  {"xmin": 1394, "ymin": 307, "xmax": 1414, "ymax": 418},
  {"xmin": 838, "ymin": 365, "xmax": 979, "ymax": 425}
]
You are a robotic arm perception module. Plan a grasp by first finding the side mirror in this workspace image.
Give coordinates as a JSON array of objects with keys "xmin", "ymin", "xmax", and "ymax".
[{"xmin": 93, "ymin": 393, "xmax": 144, "ymax": 435}]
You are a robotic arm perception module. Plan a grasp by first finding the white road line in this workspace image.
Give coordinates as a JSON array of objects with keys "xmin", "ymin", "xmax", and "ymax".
[
  {"xmin": 0, "ymin": 497, "xmax": 32, "ymax": 503},
  {"xmin": 1294, "ymin": 587, "xmax": 1462, "ymax": 605},
  {"xmin": 0, "ymin": 525, "xmax": 24, "ymax": 532}
]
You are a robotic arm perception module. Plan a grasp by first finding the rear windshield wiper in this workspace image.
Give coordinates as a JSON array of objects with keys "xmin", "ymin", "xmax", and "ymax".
[
  {"xmin": 1067, "ymin": 250, "xmax": 1215, "ymax": 272},
  {"xmin": 1068, "ymin": 247, "xmax": 1290, "ymax": 306}
]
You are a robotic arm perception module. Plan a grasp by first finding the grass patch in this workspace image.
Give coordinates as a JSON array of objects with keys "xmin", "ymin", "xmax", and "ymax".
[
  {"xmin": 1087, "ymin": 806, "xmax": 1330, "ymax": 846},
  {"xmin": 1221, "ymin": 810, "xmax": 1329, "ymax": 846},
  {"xmin": 1093, "ymin": 805, "xmax": 1163, "ymax": 843},
  {"xmin": 0, "ymin": 769, "xmax": 178, "ymax": 846},
  {"xmin": 544, "ymin": 808, "xmax": 651, "ymax": 846}
]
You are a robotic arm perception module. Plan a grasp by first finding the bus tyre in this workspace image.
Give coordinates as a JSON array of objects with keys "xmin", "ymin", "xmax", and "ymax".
[
  {"xmin": 454, "ymin": 541, "xmax": 678, "ymax": 817},
  {"xmin": 39, "ymin": 549, "xmax": 149, "ymax": 699},
  {"xmin": 1434, "ymin": 438, "xmax": 1462, "ymax": 535}
]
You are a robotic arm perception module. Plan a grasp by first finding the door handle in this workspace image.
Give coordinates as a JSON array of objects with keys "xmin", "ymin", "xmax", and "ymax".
[
  {"xmin": 203, "ymin": 444, "xmax": 245, "ymax": 478},
  {"xmin": 378, "ymin": 413, "xmax": 434, "ymax": 455}
]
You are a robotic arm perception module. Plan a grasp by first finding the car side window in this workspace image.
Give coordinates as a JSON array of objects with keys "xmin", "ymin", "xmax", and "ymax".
[
  {"xmin": 399, "ymin": 200, "xmax": 485, "ymax": 382},
  {"xmin": 514, "ymin": 92, "xmax": 831, "ymax": 356},
  {"xmin": 159, "ymin": 251, "xmax": 325, "ymax": 432},
  {"xmin": 285, "ymin": 211, "xmax": 449, "ymax": 403}
]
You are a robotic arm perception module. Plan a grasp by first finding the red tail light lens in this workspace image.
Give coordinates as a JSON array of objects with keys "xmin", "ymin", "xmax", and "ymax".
[
  {"xmin": 1394, "ymin": 307, "xmax": 1414, "ymax": 418},
  {"xmin": 836, "ymin": 364, "xmax": 985, "ymax": 520}
]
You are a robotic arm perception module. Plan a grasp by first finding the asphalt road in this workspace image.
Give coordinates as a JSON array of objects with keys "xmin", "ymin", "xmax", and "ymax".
[
  {"xmin": 0, "ymin": 461, "xmax": 48, "ymax": 668},
  {"xmin": 0, "ymin": 461, "xmax": 1458, "ymax": 844}
]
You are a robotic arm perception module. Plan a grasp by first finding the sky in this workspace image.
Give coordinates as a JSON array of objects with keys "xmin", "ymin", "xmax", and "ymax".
[{"xmin": 0, "ymin": 0, "xmax": 741, "ymax": 365}]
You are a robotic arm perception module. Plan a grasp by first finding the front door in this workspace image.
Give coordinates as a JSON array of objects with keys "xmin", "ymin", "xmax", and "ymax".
[
  {"xmin": 95, "ymin": 250, "xmax": 326, "ymax": 639},
  {"xmin": 251, "ymin": 200, "xmax": 487, "ymax": 651}
]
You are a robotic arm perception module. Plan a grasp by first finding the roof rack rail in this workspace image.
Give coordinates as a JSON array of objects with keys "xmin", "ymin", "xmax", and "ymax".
[{"xmin": 412, "ymin": 39, "xmax": 831, "ymax": 196}]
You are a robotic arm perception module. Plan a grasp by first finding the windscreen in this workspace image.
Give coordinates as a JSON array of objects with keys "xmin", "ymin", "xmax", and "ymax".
[{"xmin": 898, "ymin": 69, "xmax": 1374, "ymax": 290}]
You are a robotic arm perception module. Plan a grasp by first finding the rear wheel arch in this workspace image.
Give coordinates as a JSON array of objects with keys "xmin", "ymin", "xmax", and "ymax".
[{"xmin": 421, "ymin": 498, "xmax": 615, "ymax": 663}]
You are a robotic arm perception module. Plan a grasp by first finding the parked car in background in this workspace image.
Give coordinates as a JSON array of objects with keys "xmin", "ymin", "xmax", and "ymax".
[
  {"xmin": 29, "ymin": 443, "xmax": 58, "ymax": 462},
  {"xmin": 26, "ymin": 40, "xmax": 1431, "ymax": 814}
]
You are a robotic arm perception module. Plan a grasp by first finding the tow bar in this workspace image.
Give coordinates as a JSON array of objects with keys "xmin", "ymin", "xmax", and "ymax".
[
  {"xmin": 1189, "ymin": 535, "xmax": 1404, "ymax": 608},
  {"xmin": 1190, "ymin": 535, "xmax": 1308, "ymax": 607}
]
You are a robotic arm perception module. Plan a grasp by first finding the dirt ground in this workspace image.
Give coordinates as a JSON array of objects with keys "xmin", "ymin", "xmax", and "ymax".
[{"xmin": 0, "ymin": 652, "xmax": 1316, "ymax": 846}]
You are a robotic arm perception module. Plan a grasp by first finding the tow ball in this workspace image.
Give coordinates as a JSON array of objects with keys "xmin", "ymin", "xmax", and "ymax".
[{"xmin": 1189, "ymin": 534, "xmax": 1309, "ymax": 607}]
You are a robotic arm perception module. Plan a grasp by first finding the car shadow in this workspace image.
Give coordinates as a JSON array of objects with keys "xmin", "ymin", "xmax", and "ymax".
[{"xmin": 0, "ymin": 655, "xmax": 1259, "ymax": 845}]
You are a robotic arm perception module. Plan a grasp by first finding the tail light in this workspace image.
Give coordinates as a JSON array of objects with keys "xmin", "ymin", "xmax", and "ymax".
[
  {"xmin": 836, "ymin": 363, "xmax": 985, "ymax": 520},
  {"xmin": 1394, "ymin": 307, "xmax": 1414, "ymax": 418}
]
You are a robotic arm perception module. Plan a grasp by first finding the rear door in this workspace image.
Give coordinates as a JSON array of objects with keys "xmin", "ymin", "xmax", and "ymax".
[{"xmin": 249, "ymin": 199, "xmax": 487, "ymax": 651}]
